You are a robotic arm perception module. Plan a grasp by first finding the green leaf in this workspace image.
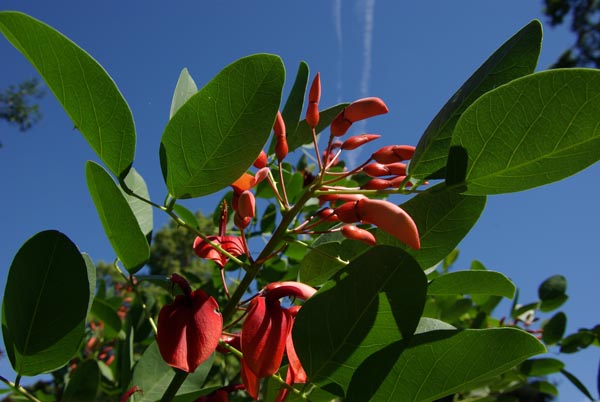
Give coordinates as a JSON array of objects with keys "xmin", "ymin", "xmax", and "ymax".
[
  {"xmin": 539, "ymin": 275, "xmax": 568, "ymax": 311},
  {"xmin": 561, "ymin": 368, "xmax": 595, "ymax": 401},
  {"xmin": 268, "ymin": 61, "xmax": 309, "ymax": 155},
  {"xmin": 288, "ymin": 104, "xmax": 347, "ymax": 153},
  {"xmin": 86, "ymin": 161, "xmax": 150, "ymax": 273},
  {"xmin": 90, "ymin": 298, "xmax": 123, "ymax": 339},
  {"xmin": 161, "ymin": 54, "xmax": 284, "ymax": 198},
  {"xmin": 377, "ymin": 183, "xmax": 486, "ymax": 269},
  {"xmin": 409, "ymin": 20, "xmax": 541, "ymax": 179},
  {"xmin": 530, "ymin": 380, "xmax": 558, "ymax": 397},
  {"xmin": 293, "ymin": 246, "xmax": 427, "ymax": 391},
  {"xmin": 260, "ymin": 203, "xmax": 277, "ymax": 233},
  {"xmin": 121, "ymin": 168, "xmax": 153, "ymax": 237},
  {"xmin": 447, "ymin": 69, "xmax": 600, "ymax": 194},
  {"xmin": 173, "ymin": 204, "xmax": 200, "ymax": 230},
  {"xmin": 62, "ymin": 360, "xmax": 100, "ymax": 402},
  {"xmin": 519, "ymin": 357, "xmax": 564, "ymax": 376},
  {"xmin": 560, "ymin": 330, "xmax": 595, "ymax": 353},
  {"xmin": 2, "ymin": 230, "xmax": 90, "ymax": 376},
  {"xmin": 131, "ymin": 342, "xmax": 214, "ymax": 402},
  {"xmin": 0, "ymin": 11, "xmax": 135, "ymax": 178},
  {"xmin": 346, "ymin": 327, "xmax": 546, "ymax": 402},
  {"xmin": 428, "ymin": 270, "xmax": 516, "ymax": 298},
  {"xmin": 82, "ymin": 253, "xmax": 97, "ymax": 316},
  {"xmin": 170, "ymin": 68, "xmax": 198, "ymax": 119},
  {"xmin": 542, "ymin": 311, "xmax": 567, "ymax": 345}
]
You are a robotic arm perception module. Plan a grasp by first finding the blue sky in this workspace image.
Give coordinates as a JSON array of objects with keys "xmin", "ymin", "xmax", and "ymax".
[{"xmin": 1, "ymin": 2, "xmax": 598, "ymax": 401}]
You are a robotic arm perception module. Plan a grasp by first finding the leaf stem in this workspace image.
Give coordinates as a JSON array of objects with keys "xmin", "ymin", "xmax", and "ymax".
[
  {"xmin": 160, "ymin": 369, "xmax": 189, "ymax": 402},
  {"xmin": 0, "ymin": 375, "xmax": 42, "ymax": 402}
]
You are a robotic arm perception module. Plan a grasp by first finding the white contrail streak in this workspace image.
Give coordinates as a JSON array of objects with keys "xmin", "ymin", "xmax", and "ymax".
[
  {"xmin": 333, "ymin": 0, "xmax": 343, "ymax": 102},
  {"xmin": 360, "ymin": 0, "xmax": 375, "ymax": 97}
]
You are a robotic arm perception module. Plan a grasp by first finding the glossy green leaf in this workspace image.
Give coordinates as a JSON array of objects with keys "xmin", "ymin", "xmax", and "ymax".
[
  {"xmin": 268, "ymin": 61, "xmax": 309, "ymax": 154},
  {"xmin": 447, "ymin": 69, "xmax": 600, "ymax": 194},
  {"xmin": 542, "ymin": 312, "xmax": 567, "ymax": 345},
  {"xmin": 86, "ymin": 161, "xmax": 150, "ymax": 273},
  {"xmin": 294, "ymin": 246, "xmax": 427, "ymax": 391},
  {"xmin": 346, "ymin": 328, "xmax": 545, "ymax": 402},
  {"xmin": 428, "ymin": 270, "xmax": 515, "ymax": 298},
  {"xmin": 410, "ymin": 20, "xmax": 541, "ymax": 179},
  {"xmin": 2, "ymin": 230, "xmax": 90, "ymax": 376},
  {"xmin": 161, "ymin": 54, "xmax": 284, "ymax": 198},
  {"xmin": 170, "ymin": 68, "xmax": 198, "ymax": 119},
  {"xmin": 131, "ymin": 342, "xmax": 214, "ymax": 401},
  {"xmin": 377, "ymin": 183, "xmax": 486, "ymax": 269},
  {"xmin": 0, "ymin": 11, "xmax": 135, "ymax": 178},
  {"xmin": 173, "ymin": 204, "xmax": 200, "ymax": 230},
  {"xmin": 519, "ymin": 357, "xmax": 564, "ymax": 376},
  {"xmin": 561, "ymin": 369, "xmax": 595, "ymax": 401},
  {"xmin": 539, "ymin": 274, "xmax": 568, "ymax": 311},
  {"xmin": 90, "ymin": 298, "xmax": 122, "ymax": 339},
  {"xmin": 62, "ymin": 359, "xmax": 100, "ymax": 402},
  {"xmin": 121, "ymin": 168, "xmax": 153, "ymax": 237}
]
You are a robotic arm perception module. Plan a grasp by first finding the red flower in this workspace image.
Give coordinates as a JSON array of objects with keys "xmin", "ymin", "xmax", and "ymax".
[
  {"xmin": 157, "ymin": 274, "xmax": 223, "ymax": 373},
  {"xmin": 193, "ymin": 235, "xmax": 245, "ymax": 268}
]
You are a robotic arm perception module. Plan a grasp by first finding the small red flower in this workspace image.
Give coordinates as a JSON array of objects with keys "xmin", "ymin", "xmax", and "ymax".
[
  {"xmin": 331, "ymin": 97, "xmax": 389, "ymax": 137},
  {"xmin": 157, "ymin": 274, "xmax": 223, "ymax": 373},
  {"xmin": 193, "ymin": 236, "xmax": 245, "ymax": 268}
]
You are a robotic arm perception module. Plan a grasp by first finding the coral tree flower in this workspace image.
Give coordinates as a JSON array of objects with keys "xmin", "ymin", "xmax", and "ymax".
[
  {"xmin": 193, "ymin": 236, "xmax": 244, "ymax": 268},
  {"xmin": 157, "ymin": 274, "xmax": 223, "ymax": 373},
  {"xmin": 241, "ymin": 282, "xmax": 316, "ymax": 400}
]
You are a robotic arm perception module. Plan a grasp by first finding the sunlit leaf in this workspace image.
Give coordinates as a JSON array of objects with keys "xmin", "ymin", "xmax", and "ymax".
[
  {"xmin": 86, "ymin": 161, "xmax": 150, "ymax": 273},
  {"xmin": 428, "ymin": 270, "xmax": 515, "ymax": 298},
  {"xmin": 121, "ymin": 168, "xmax": 153, "ymax": 237},
  {"xmin": 410, "ymin": 20, "xmax": 541, "ymax": 179},
  {"xmin": 170, "ymin": 68, "xmax": 198, "ymax": 119},
  {"xmin": 161, "ymin": 54, "xmax": 284, "ymax": 198},
  {"xmin": 0, "ymin": 11, "xmax": 135, "ymax": 178},
  {"xmin": 2, "ymin": 230, "xmax": 90, "ymax": 376}
]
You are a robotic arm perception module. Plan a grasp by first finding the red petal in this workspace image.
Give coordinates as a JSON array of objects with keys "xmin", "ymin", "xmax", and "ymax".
[
  {"xmin": 241, "ymin": 359, "xmax": 261, "ymax": 400},
  {"xmin": 231, "ymin": 173, "xmax": 256, "ymax": 194},
  {"xmin": 344, "ymin": 97, "xmax": 388, "ymax": 122},
  {"xmin": 357, "ymin": 198, "xmax": 420, "ymax": 250}
]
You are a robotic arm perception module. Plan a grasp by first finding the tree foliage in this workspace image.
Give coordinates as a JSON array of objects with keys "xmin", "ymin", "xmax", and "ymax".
[{"xmin": 0, "ymin": 77, "xmax": 44, "ymax": 146}]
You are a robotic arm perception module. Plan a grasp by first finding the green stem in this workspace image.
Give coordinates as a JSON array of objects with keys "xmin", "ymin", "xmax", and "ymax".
[
  {"xmin": 160, "ymin": 369, "xmax": 189, "ymax": 402},
  {"xmin": 0, "ymin": 375, "xmax": 42, "ymax": 402}
]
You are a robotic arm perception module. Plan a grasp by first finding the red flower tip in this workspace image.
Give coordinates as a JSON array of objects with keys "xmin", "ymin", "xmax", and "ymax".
[
  {"xmin": 275, "ymin": 135, "xmax": 289, "ymax": 162},
  {"xmin": 306, "ymin": 73, "xmax": 321, "ymax": 128},
  {"xmin": 253, "ymin": 150, "xmax": 268, "ymax": 169},
  {"xmin": 274, "ymin": 111, "xmax": 286, "ymax": 138},
  {"xmin": 262, "ymin": 281, "xmax": 317, "ymax": 301},
  {"xmin": 231, "ymin": 173, "xmax": 255, "ymax": 194},
  {"xmin": 341, "ymin": 134, "xmax": 381, "ymax": 150},
  {"xmin": 308, "ymin": 72, "xmax": 321, "ymax": 104},
  {"xmin": 331, "ymin": 97, "xmax": 388, "ymax": 137},
  {"xmin": 157, "ymin": 288, "xmax": 223, "ymax": 373},
  {"xmin": 234, "ymin": 212, "xmax": 251, "ymax": 230},
  {"xmin": 361, "ymin": 178, "xmax": 393, "ymax": 190},
  {"xmin": 341, "ymin": 224, "xmax": 377, "ymax": 246},
  {"xmin": 358, "ymin": 198, "xmax": 420, "ymax": 250},
  {"xmin": 372, "ymin": 145, "xmax": 416, "ymax": 164},
  {"xmin": 363, "ymin": 162, "xmax": 407, "ymax": 177},
  {"xmin": 237, "ymin": 190, "xmax": 256, "ymax": 219},
  {"xmin": 193, "ymin": 236, "xmax": 245, "ymax": 267}
]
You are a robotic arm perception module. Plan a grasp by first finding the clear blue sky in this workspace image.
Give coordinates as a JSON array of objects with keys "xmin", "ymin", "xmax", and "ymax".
[{"xmin": 1, "ymin": 2, "xmax": 598, "ymax": 401}]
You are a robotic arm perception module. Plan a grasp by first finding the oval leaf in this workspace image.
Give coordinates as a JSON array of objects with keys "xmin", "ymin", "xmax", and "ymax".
[
  {"xmin": 293, "ymin": 246, "xmax": 427, "ymax": 392},
  {"xmin": 377, "ymin": 183, "xmax": 486, "ymax": 269},
  {"xmin": 161, "ymin": 54, "xmax": 285, "ymax": 198},
  {"xmin": 2, "ymin": 230, "xmax": 90, "ymax": 376},
  {"xmin": 170, "ymin": 68, "xmax": 198, "ymax": 119},
  {"xmin": 448, "ymin": 69, "xmax": 600, "ymax": 194},
  {"xmin": 428, "ymin": 270, "xmax": 516, "ymax": 299},
  {"xmin": 346, "ymin": 328, "xmax": 545, "ymax": 402},
  {"xmin": 519, "ymin": 357, "xmax": 564, "ymax": 376},
  {"xmin": 410, "ymin": 20, "xmax": 542, "ymax": 179},
  {"xmin": 86, "ymin": 161, "xmax": 149, "ymax": 273},
  {"xmin": 0, "ymin": 11, "xmax": 135, "ymax": 178},
  {"xmin": 62, "ymin": 359, "xmax": 100, "ymax": 402},
  {"xmin": 121, "ymin": 168, "xmax": 153, "ymax": 237},
  {"xmin": 542, "ymin": 311, "xmax": 567, "ymax": 345}
]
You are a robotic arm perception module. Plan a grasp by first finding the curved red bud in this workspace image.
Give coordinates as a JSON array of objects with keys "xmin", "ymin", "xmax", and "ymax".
[
  {"xmin": 242, "ymin": 297, "xmax": 292, "ymax": 378},
  {"xmin": 309, "ymin": 72, "xmax": 321, "ymax": 104},
  {"xmin": 341, "ymin": 225, "xmax": 377, "ymax": 246},
  {"xmin": 306, "ymin": 102, "xmax": 320, "ymax": 129},
  {"xmin": 234, "ymin": 212, "xmax": 251, "ymax": 230},
  {"xmin": 274, "ymin": 111, "xmax": 285, "ymax": 138},
  {"xmin": 363, "ymin": 162, "xmax": 391, "ymax": 177},
  {"xmin": 386, "ymin": 162, "xmax": 407, "ymax": 176},
  {"xmin": 319, "ymin": 193, "xmax": 366, "ymax": 203},
  {"xmin": 263, "ymin": 281, "xmax": 317, "ymax": 301},
  {"xmin": 330, "ymin": 113, "xmax": 352, "ymax": 137},
  {"xmin": 361, "ymin": 178, "xmax": 393, "ymax": 190},
  {"xmin": 341, "ymin": 134, "xmax": 381, "ymax": 150},
  {"xmin": 275, "ymin": 136, "xmax": 288, "ymax": 162},
  {"xmin": 317, "ymin": 208, "xmax": 340, "ymax": 222},
  {"xmin": 306, "ymin": 73, "xmax": 321, "ymax": 128},
  {"xmin": 253, "ymin": 150, "xmax": 268, "ymax": 169},
  {"xmin": 157, "ymin": 289, "xmax": 222, "ymax": 373},
  {"xmin": 344, "ymin": 97, "xmax": 389, "ymax": 122},
  {"xmin": 357, "ymin": 198, "xmax": 420, "ymax": 250},
  {"xmin": 372, "ymin": 145, "xmax": 416, "ymax": 164},
  {"xmin": 253, "ymin": 167, "xmax": 270, "ymax": 186},
  {"xmin": 193, "ymin": 236, "xmax": 245, "ymax": 267},
  {"xmin": 231, "ymin": 173, "xmax": 255, "ymax": 194},
  {"xmin": 388, "ymin": 175, "xmax": 409, "ymax": 188},
  {"xmin": 333, "ymin": 200, "xmax": 360, "ymax": 223},
  {"xmin": 237, "ymin": 191, "xmax": 256, "ymax": 219}
]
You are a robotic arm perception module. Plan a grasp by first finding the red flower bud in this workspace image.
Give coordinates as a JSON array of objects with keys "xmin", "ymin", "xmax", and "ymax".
[
  {"xmin": 330, "ymin": 113, "xmax": 353, "ymax": 137},
  {"xmin": 363, "ymin": 162, "xmax": 390, "ymax": 177},
  {"xmin": 306, "ymin": 103, "xmax": 319, "ymax": 129},
  {"xmin": 309, "ymin": 72, "xmax": 321, "ymax": 104},
  {"xmin": 333, "ymin": 200, "xmax": 361, "ymax": 223},
  {"xmin": 273, "ymin": 111, "xmax": 285, "ymax": 138},
  {"xmin": 331, "ymin": 97, "xmax": 389, "ymax": 137},
  {"xmin": 157, "ymin": 288, "xmax": 222, "ymax": 373},
  {"xmin": 275, "ymin": 135, "xmax": 288, "ymax": 162},
  {"xmin": 262, "ymin": 281, "xmax": 317, "ymax": 301},
  {"xmin": 372, "ymin": 145, "xmax": 416, "ymax": 164},
  {"xmin": 357, "ymin": 198, "xmax": 420, "ymax": 250},
  {"xmin": 231, "ymin": 173, "xmax": 255, "ymax": 194},
  {"xmin": 237, "ymin": 191, "xmax": 256, "ymax": 219},
  {"xmin": 341, "ymin": 225, "xmax": 376, "ymax": 246},
  {"xmin": 193, "ymin": 236, "xmax": 245, "ymax": 268},
  {"xmin": 234, "ymin": 212, "xmax": 251, "ymax": 230},
  {"xmin": 253, "ymin": 150, "xmax": 268, "ymax": 169},
  {"xmin": 361, "ymin": 178, "xmax": 393, "ymax": 190},
  {"xmin": 341, "ymin": 134, "xmax": 381, "ymax": 150},
  {"xmin": 317, "ymin": 208, "xmax": 339, "ymax": 222},
  {"xmin": 306, "ymin": 73, "xmax": 321, "ymax": 128}
]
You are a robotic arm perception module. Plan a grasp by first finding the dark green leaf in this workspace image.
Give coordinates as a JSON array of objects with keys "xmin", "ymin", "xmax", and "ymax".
[
  {"xmin": 121, "ymin": 168, "xmax": 153, "ymax": 237},
  {"xmin": 161, "ymin": 54, "xmax": 284, "ymax": 198},
  {"xmin": 540, "ymin": 294, "xmax": 568, "ymax": 312},
  {"xmin": 131, "ymin": 342, "xmax": 214, "ymax": 401},
  {"xmin": 119, "ymin": 327, "xmax": 134, "ymax": 392},
  {"xmin": 410, "ymin": 20, "xmax": 541, "ymax": 179},
  {"xmin": 561, "ymin": 368, "xmax": 595, "ymax": 401},
  {"xmin": 560, "ymin": 330, "xmax": 595, "ymax": 353},
  {"xmin": 260, "ymin": 203, "xmax": 277, "ymax": 233},
  {"xmin": 62, "ymin": 360, "xmax": 100, "ymax": 402},
  {"xmin": 428, "ymin": 270, "xmax": 515, "ymax": 298},
  {"xmin": 294, "ymin": 246, "xmax": 427, "ymax": 391},
  {"xmin": 542, "ymin": 311, "xmax": 567, "ymax": 345},
  {"xmin": 448, "ymin": 69, "xmax": 600, "ymax": 194},
  {"xmin": 86, "ymin": 161, "xmax": 150, "ymax": 273},
  {"xmin": 377, "ymin": 183, "xmax": 486, "ymax": 269},
  {"xmin": 2, "ymin": 230, "xmax": 89, "ymax": 376},
  {"xmin": 539, "ymin": 275, "xmax": 567, "ymax": 300},
  {"xmin": 173, "ymin": 204, "xmax": 200, "ymax": 231},
  {"xmin": 0, "ymin": 11, "xmax": 135, "ymax": 178},
  {"xmin": 170, "ymin": 68, "xmax": 198, "ymax": 119},
  {"xmin": 346, "ymin": 328, "xmax": 545, "ymax": 402},
  {"xmin": 288, "ymin": 104, "xmax": 348, "ymax": 153},
  {"xmin": 90, "ymin": 298, "xmax": 122, "ymax": 340},
  {"xmin": 520, "ymin": 357, "xmax": 564, "ymax": 375},
  {"xmin": 530, "ymin": 380, "xmax": 558, "ymax": 397}
]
